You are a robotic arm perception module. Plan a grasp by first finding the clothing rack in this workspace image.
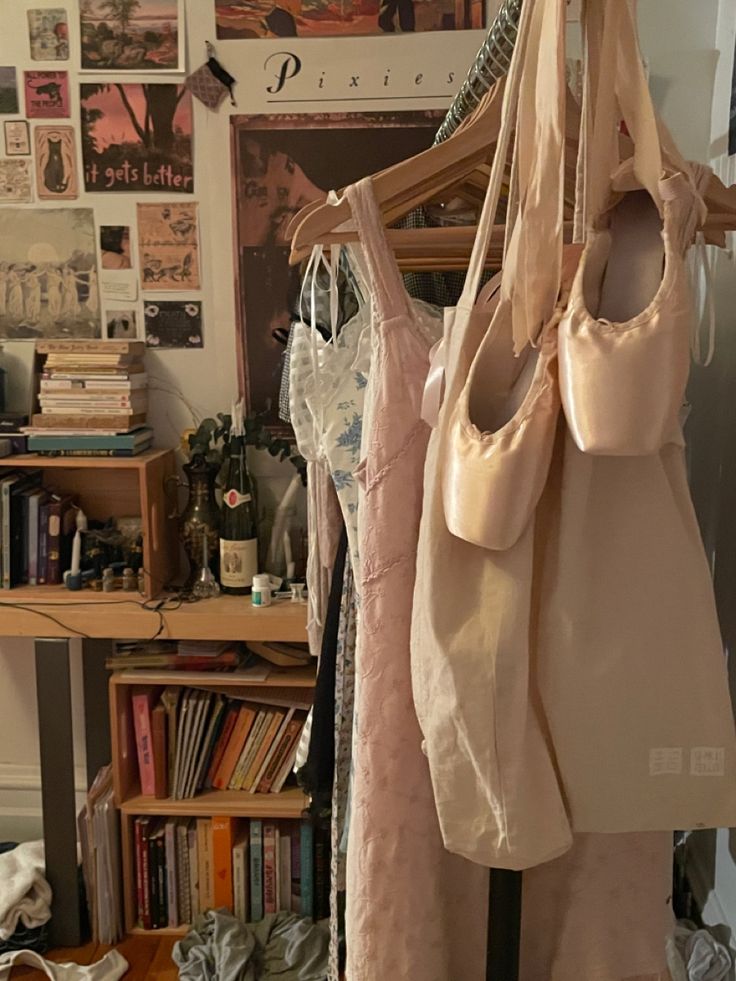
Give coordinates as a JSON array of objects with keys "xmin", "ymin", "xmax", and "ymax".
[{"xmin": 435, "ymin": 2, "xmax": 526, "ymax": 977}]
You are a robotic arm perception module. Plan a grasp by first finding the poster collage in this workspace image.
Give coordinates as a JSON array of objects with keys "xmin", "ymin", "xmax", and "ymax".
[{"xmin": 0, "ymin": 0, "xmax": 481, "ymax": 389}]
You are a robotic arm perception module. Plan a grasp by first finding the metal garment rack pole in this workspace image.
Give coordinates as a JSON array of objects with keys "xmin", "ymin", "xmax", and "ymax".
[{"xmin": 434, "ymin": 2, "xmax": 526, "ymax": 977}]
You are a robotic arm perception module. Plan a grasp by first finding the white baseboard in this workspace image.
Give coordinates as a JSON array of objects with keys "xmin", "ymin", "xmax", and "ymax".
[{"xmin": 0, "ymin": 763, "xmax": 87, "ymax": 843}]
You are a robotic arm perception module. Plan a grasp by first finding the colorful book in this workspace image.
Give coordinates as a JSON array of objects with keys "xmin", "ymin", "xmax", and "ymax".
[
  {"xmin": 196, "ymin": 819, "xmax": 213, "ymax": 913},
  {"xmin": 243, "ymin": 709, "xmax": 285, "ymax": 792},
  {"xmin": 152, "ymin": 702, "xmax": 167, "ymax": 799},
  {"xmin": 300, "ymin": 823, "xmax": 314, "ymax": 919},
  {"xmin": 213, "ymin": 705, "xmax": 257, "ymax": 790},
  {"xmin": 165, "ymin": 819, "xmax": 178, "ymax": 928},
  {"xmin": 36, "ymin": 447, "xmax": 151, "ymax": 458},
  {"xmin": 132, "ymin": 689, "xmax": 156, "ymax": 797},
  {"xmin": 257, "ymin": 713, "xmax": 304, "ymax": 794},
  {"xmin": 229, "ymin": 710, "xmax": 271, "ymax": 791},
  {"xmin": 263, "ymin": 822, "xmax": 278, "ymax": 915},
  {"xmin": 270, "ymin": 716, "xmax": 307, "ymax": 794},
  {"xmin": 232, "ymin": 828, "xmax": 250, "ymax": 923},
  {"xmin": 279, "ymin": 832, "xmax": 292, "ymax": 913},
  {"xmin": 30, "ymin": 412, "xmax": 147, "ymax": 430},
  {"xmin": 187, "ymin": 820, "xmax": 199, "ymax": 918},
  {"xmin": 249, "ymin": 820, "xmax": 264, "ymax": 922},
  {"xmin": 135, "ymin": 816, "xmax": 152, "ymax": 930},
  {"xmin": 36, "ymin": 339, "xmax": 146, "ymax": 356},
  {"xmin": 248, "ymin": 708, "xmax": 291, "ymax": 794},
  {"xmin": 205, "ymin": 704, "xmax": 239, "ymax": 789},
  {"xmin": 176, "ymin": 820, "xmax": 191, "ymax": 926},
  {"xmin": 28, "ymin": 428, "xmax": 152, "ymax": 452},
  {"xmin": 160, "ymin": 687, "xmax": 180, "ymax": 796},
  {"xmin": 191, "ymin": 695, "xmax": 226, "ymax": 797},
  {"xmin": 212, "ymin": 816, "xmax": 235, "ymax": 912}
]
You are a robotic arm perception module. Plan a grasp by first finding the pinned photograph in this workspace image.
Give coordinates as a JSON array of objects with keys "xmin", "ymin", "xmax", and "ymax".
[
  {"xmin": 24, "ymin": 70, "xmax": 70, "ymax": 119},
  {"xmin": 80, "ymin": 0, "xmax": 184, "ymax": 72},
  {"xmin": 34, "ymin": 126, "xmax": 78, "ymax": 200},
  {"xmin": 28, "ymin": 9, "xmax": 70, "ymax": 61},
  {"xmin": 0, "ymin": 161, "xmax": 33, "ymax": 203},
  {"xmin": 106, "ymin": 308, "xmax": 138, "ymax": 340},
  {"xmin": 101, "ymin": 226, "xmax": 132, "ymax": 269},
  {"xmin": 81, "ymin": 83, "xmax": 193, "ymax": 193},
  {"xmin": 4, "ymin": 121, "xmax": 31, "ymax": 156},
  {"xmin": 0, "ymin": 68, "xmax": 19, "ymax": 115},
  {"xmin": 137, "ymin": 202, "xmax": 200, "ymax": 290},
  {"xmin": 0, "ymin": 208, "xmax": 101, "ymax": 339},
  {"xmin": 145, "ymin": 300, "xmax": 202, "ymax": 348}
]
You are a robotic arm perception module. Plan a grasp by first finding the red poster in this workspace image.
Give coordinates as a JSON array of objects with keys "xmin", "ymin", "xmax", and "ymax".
[{"xmin": 24, "ymin": 70, "xmax": 70, "ymax": 118}]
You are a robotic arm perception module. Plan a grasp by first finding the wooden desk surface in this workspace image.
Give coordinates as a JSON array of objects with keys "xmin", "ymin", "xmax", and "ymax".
[{"xmin": 0, "ymin": 588, "xmax": 308, "ymax": 641}]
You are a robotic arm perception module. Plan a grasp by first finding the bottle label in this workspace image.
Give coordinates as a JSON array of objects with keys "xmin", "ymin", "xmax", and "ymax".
[
  {"xmin": 220, "ymin": 537, "xmax": 258, "ymax": 588},
  {"xmin": 224, "ymin": 489, "xmax": 252, "ymax": 508}
]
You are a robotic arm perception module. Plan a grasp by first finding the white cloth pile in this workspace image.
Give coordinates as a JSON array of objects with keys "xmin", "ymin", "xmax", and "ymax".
[
  {"xmin": 0, "ymin": 841, "xmax": 52, "ymax": 941},
  {"xmin": 0, "ymin": 950, "xmax": 128, "ymax": 980},
  {"xmin": 667, "ymin": 921, "xmax": 732, "ymax": 981}
]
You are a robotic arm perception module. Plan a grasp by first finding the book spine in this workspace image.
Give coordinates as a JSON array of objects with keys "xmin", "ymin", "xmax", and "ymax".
[
  {"xmin": 151, "ymin": 703, "xmax": 167, "ymax": 799},
  {"xmin": 279, "ymin": 833, "xmax": 291, "ymax": 913},
  {"xmin": 176, "ymin": 823, "xmax": 190, "ymax": 927},
  {"xmin": 197, "ymin": 819, "xmax": 213, "ymax": 912},
  {"xmin": 156, "ymin": 833, "xmax": 167, "ymax": 928},
  {"xmin": 187, "ymin": 825, "xmax": 199, "ymax": 918},
  {"xmin": 38, "ymin": 501, "xmax": 49, "ymax": 585},
  {"xmin": 134, "ymin": 818, "xmax": 149, "ymax": 929},
  {"xmin": 132, "ymin": 692, "xmax": 156, "ymax": 796},
  {"xmin": 140, "ymin": 820, "xmax": 152, "ymax": 930},
  {"xmin": 28, "ymin": 494, "xmax": 40, "ymax": 586},
  {"xmin": 45, "ymin": 500, "xmax": 63, "ymax": 586},
  {"xmin": 249, "ymin": 819, "xmax": 263, "ymax": 922},
  {"xmin": 314, "ymin": 825, "xmax": 329, "ymax": 921},
  {"xmin": 206, "ymin": 706, "xmax": 237, "ymax": 789},
  {"xmin": 211, "ymin": 816, "xmax": 234, "ymax": 912},
  {"xmin": 148, "ymin": 829, "xmax": 159, "ymax": 930},
  {"xmin": 290, "ymin": 831, "xmax": 301, "ymax": 914},
  {"xmin": 2, "ymin": 482, "xmax": 12, "ymax": 589},
  {"xmin": 258, "ymin": 718, "xmax": 302, "ymax": 794},
  {"xmin": 232, "ymin": 841, "xmax": 247, "ymax": 923},
  {"xmin": 300, "ymin": 823, "xmax": 314, "ymax": 920},
  {"xmin": 263, "ymin": 823, "xmax": 278, "ymax": 915},
  {"xmin": 36, "ymin": 448, "xmax": 142, "ymax": 458},
  {"xmin": 165, "ymin": 821, "xmax": 178, "ymax": 928}
]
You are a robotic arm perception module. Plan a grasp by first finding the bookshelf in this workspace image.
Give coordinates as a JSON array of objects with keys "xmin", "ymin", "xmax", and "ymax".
[
  {"xmin": 109, "ymin": 666, "xmax": 316, "ymax": 935},
  {"xmin": 0, "ymin": 449, "xmax": 177, "ymax": 599}
]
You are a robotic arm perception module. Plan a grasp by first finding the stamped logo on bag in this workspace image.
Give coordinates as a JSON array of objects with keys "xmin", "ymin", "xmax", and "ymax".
[
  {"xmin": 690, "ymin": 747, "xmax": 725, "ymax": 776},
  {"xmin": 649, "ymin": 748, "xmax": 683, "ymax": 775}
]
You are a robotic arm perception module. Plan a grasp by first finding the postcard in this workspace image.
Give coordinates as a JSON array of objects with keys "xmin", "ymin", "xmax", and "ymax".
[
  {"xmin": 4, "ymin": 121, "xmax": 31, "ymax": 156},
  {"xmin": 28, "ymin": 9, "xmax": 69, "ymax": 61},
  {"xmin": 137, "ymin": 202, "xmax": 200, "ymax": 290},
  {"xmin": 0, "ymin": 161, "xmax": 33, "ymax": 203},
  {"xmin": 24, "ymin": 70, "xmax": 70, "ymax": 119},
  {"xmin": 81, "ymin": 0, "xmax": 184, "ymax": 72},
  {"xmin": 145, "ymin": 300, "xmax": 202, "ymax": 348},
  {"xmin": 34, "ymin": 125, "xmax": 78, "ymax": 200}
]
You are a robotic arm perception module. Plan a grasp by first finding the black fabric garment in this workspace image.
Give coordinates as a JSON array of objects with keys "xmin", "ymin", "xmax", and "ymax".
[{"xmin": 296, "ymin": 525, "xmax": 348, "ymax": 815}]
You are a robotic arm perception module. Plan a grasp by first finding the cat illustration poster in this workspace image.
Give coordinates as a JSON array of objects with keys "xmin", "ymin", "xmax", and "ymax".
[
  {"xmin": 0, "ymin": 68, "xmax": 19, "ymax": 114},
  {"xmin": 0, "ymin": 208, "xmax": 101, "ymax": 339},
  {"xmin": 34, "ymin": 126, "xmax": 78, "ymax": 200},
  {"xmin": 0, "ymin": 161, "xmax": 33, "ymax": 203},
  {"xmin": 137, "ymin": 202, "xmax": 200, "ymax": 290},
  {"xmin": 81, "ymin": 83, "xmax": 193, "ymax": 192},
  {"xmin": 145, "ymin": 300, "xmax": 202, "ymax": 348},
  {"xmin": 28, "ymin": 9, "xmax": 69, "ymax": 61},
  {"xmin": 24, "ymin": 71, "xmax": 70, "ymax": 119}
]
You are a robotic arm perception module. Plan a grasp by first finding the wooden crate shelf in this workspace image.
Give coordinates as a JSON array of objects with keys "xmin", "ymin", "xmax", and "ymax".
[
  {"xmin": 0, "ymin": 449, "xmax": 177, "ymax": 599},
  {"xmin": 121, "ymin": 786, "xmax": 308, "ymax": 819}
]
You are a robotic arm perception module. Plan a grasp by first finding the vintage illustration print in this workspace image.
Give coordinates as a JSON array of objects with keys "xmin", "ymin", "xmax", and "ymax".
[
  {"xmin": 0, "ymin": 68, "xmax": 19, "ymax": 114},
  {"xmin": 106, "ymin": 308, "xmax": 138, "ymax": 339},
  {"xmin": 215, "ymin": 0, "xmax": 482, "ymax": 39},
  {"xmin": 24, "ymin": 71, "xmax": 70, "ymax": 118},
  {"xmin": 145, "ymin": 300, "xmax": 202, "ymax": 348},
  {"xmin": 137, "ymin": 202, "xmax": 200, "ymax": 290},
  {"xmin": 0, "ymin": 208, "xmax": 101, "ymax": 339},
  {"xmin": 80, "ymin": 0, "xmax": 184, "ymax": 72},
  {"xmin": 0, "ymin": 161, "xmax": 33, "ymax": 203},
  {"xmin": 34, "ymin": 126, "xmax": 78, "ymax": 200},
  {"xmin": 101, "ymin": 226, "xmax": 132, "ymax": 269},
  {"xmin": 81, "ymin": 83, "xmax": 193, "ymax": 192},
  {"xmin": 231, "ymin": 110, "xmax": 443, "ymax": 421},
  {"xmin": 4, "ymin": 121, "xmax": 31, "ymax": 156},
  {"xmin": 28, "ymin": 9, "xmax": 70, "ymax": 61}
]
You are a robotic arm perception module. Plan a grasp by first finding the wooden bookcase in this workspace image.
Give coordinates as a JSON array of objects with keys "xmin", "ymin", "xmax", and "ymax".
[
  {"xmin": 0, "ymin": 449, "xmax": 177, "ymax": 599},
  {"xmin": 109, "ymin": 664, "xmax": 316, "ymax": 935}
]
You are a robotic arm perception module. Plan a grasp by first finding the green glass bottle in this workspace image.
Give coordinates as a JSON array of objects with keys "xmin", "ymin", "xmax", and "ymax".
[{"xmin": 219, "ymin": 430, "xmax": 258, "ymax": 595}]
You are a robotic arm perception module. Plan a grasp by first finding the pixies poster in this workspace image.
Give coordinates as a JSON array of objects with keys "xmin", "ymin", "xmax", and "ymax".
[{"xmin": 80, "ymin": 83, "xmax": 193, "ymax": 193}]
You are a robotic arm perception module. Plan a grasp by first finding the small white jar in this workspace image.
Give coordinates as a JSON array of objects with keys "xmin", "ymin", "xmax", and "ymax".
[{"xmin": 251, "ymin": 573, "xmax": 272, "ymax": 608}]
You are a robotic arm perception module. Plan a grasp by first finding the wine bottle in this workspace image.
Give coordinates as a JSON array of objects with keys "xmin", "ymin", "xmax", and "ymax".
[{"xmin": 219, "ymin": 413, "xmax": 258, "ymax": 594}]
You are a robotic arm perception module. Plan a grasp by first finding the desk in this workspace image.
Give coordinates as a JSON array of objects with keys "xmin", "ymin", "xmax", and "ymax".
[{"xmin": 1, "ymin": 591, "xmax": 308, "ymax": 946}]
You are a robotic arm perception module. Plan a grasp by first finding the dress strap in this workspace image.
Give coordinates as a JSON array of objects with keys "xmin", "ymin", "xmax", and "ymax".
[{"xmin": 343, "ymin": 178, "xmax": 410, "ymax": 323}]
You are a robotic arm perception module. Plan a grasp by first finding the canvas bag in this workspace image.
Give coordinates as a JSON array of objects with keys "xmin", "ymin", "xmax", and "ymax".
[{"xmin": 411, "ymin": 0, "xmax": 575, "ymax": 871}]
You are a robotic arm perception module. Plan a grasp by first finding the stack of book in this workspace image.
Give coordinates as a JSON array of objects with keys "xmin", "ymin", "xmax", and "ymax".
[
  {"xmin": 0, "ymin": 469, "xmax": 76, "ymax": 587},
  {"xmin": 78, "ymin": 765, "xmax": 123, "ymax": 944},
  {"xmin": 25, "ymin": 340, "xmax": 150, "ymax": 452},
  {"xmin": 132, "ymin": 816, "xmax": 329, "ymax": 930},
  {"xmin": 108, "ymin": 641, "xmax": 244, "ymax": 674},
  {"xmin": 132, "ymin": 685, "xmax": 309, "ymax": 800}
]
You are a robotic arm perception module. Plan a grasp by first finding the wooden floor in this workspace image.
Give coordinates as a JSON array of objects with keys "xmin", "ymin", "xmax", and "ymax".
[{"xmin": 11, "ymin": 936, "xmax": 178, "ymax": 980}]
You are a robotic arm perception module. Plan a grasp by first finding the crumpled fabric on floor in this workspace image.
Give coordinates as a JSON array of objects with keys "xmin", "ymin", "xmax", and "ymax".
[
  {"xmin": 0, "ymin": 841, "xmax": 52, "ymax": 941},
  {"xmin": 667, "ymin": 921, "xmax": 732, "ymax": 981},
  {"xmin": 173, "ymin": 910, "xmax": 329, "ymax": 981},
  {"xmin": 0, "ymin": 949, "xmax": 127, "ymax": 981}
]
